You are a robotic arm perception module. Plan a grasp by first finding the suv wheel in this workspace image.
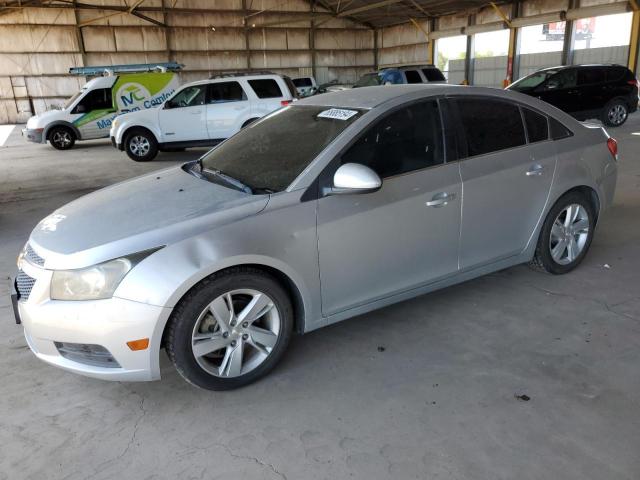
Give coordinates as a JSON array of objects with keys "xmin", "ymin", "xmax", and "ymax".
[
  {"xmin": 165, "ymin": 268, "xmax": 293, "ymax": 390},
  {"xmin": 125, "ymin": 129, "xmax": 158, "ymax": 162},
  {"xmin": 529, "ymin": 192, "xmax": 595, "ymax": 274},
  {"xmin": 603, "ymin": 99, "xmax": 628, "ymax": 127},
  {"xmin": 48, "ymin": 126, "xmax": 76, "ymax": 150}
]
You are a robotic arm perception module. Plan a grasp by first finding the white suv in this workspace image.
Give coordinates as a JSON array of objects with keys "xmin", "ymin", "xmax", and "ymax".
[{"xmin": 110, "ymin": 72, "xmax": 298, "ymax": 161}]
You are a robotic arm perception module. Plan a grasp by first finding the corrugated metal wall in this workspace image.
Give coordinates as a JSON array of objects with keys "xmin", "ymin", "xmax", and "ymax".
[{"xmin": 0, "ymin": 0, "xmax": 375, "ymax": 124}]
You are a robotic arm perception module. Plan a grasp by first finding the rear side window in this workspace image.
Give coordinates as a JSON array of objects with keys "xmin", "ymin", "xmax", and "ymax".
[
  {"xmin": 550, "ymin": 117, "xmax": 573, "ymax": 140},
  {"xmin": 455, "ymin": 98, "xmax": 526, "ymax": 157},
  {"xmin": 207, "ymin": 81, "xmax": 246, "ymax": 103},
  {"xmin": 606, "ymin": 66, "xmax": 629, "ymax": 82},
  {"xmin": 422, "ymin": 68, "xmax": 445, "ymax": 81},
  {"xmin": 577, "ymin": 68, "xmax": 605, "ymax": 85},
  {"xmin": 293, "ymin": 78, "xmax": 312, "ymax": 87},
  {"xmin": 404, "ymin": 70, "xmax": 423, "ymax": 84},
  {"xmin": 341, "ymin": 100, "xmax": 444, "ymax": 178},
  {"xmin": 248, "ymin": 79, "xmax": 283, "ymax": 98},
  {"xmin": 522, "ymin": 108, "xmax": 549, "ymax": 143}
]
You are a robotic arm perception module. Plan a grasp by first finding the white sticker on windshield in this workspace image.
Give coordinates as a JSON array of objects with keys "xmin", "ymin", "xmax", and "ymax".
[{"xmin": 317, "ymin": 108, "xmax": 358, "ymax": 121}]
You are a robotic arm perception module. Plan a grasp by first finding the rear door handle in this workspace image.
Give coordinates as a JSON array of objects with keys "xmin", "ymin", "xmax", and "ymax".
[
  {"xmin": 526, "ymin": 164, "xmax": 544, "ymax": 176},
  {"xmin": 426, "ymin": 192, "xmax": 456, "ymax": 207}
]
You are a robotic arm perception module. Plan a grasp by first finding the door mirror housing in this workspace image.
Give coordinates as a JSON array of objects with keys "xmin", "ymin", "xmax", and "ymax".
[{"xmin": 324, "ymin": 163, "xmax": 382, "ymax": 196}]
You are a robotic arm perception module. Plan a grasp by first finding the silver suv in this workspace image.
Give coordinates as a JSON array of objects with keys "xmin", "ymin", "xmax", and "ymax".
[{"xmin": 14, "ymin": 85, "xmax": 617, "ymax": 390}]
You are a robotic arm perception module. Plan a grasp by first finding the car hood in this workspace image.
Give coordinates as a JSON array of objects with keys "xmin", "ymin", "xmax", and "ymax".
[
  {"xmin": 29, "ymin": 165, "xmax": 269, "ymax": 269},
  {"xmin": 27, "ymin": 109, "xmax": 66, "ymax": 129}
]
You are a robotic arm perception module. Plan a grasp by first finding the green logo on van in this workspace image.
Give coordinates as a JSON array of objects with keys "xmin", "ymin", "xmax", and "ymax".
[{"xmin": 121, "ymin": 85, "xmax": 147, "ymax": 107}]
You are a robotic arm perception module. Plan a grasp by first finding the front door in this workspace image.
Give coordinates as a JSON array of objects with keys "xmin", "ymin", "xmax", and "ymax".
[
  {"xmin": 536, "ymin": 68, "xmax": 580, "ymax": 115},
  {"xmin": 317, "ymin": 99, "xmax": 462, "ymax": 316},
  {"xmin": 159, "ymin": 84, "xmax": 208, "ymax": 142},
  {"xmin": 450, "ymin": 96, "xmax": 556, "ymax": 269}
]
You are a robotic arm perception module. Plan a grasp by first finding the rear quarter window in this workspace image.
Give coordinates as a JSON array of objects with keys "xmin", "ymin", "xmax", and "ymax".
[
  {"xmin": 550, "ymin": 117, "xmax": 573, "ymax": 140},
  {"xmin": 422, "ymin": 68, "xmax": 445, "ymax": 82},
  {"xmin": 522, "ymin": 108, "xmax": 549, "ymax": 143},
  {"xmin": 248, "ymin": 79, "xmax": 284, "ymax": 99}
]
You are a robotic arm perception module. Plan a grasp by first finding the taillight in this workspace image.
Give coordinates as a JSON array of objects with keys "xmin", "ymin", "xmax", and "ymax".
[
  {"xmin": 607, "ymin": 137, "xmax": 618, "ymax": 160},
  {"xmin": 281, "ymin": 100, "xmax": 291, "ymax": 106},
  {"xmin": 627, "ymin": 78, "xmax": 638, "ymax": 87}
]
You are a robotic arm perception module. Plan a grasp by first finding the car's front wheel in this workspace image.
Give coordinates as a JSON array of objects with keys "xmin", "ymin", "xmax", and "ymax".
[
  {"xmin": 529, "ymin": 192, "xmax": 595, "ymax": 274},
  {"xmin": 48, "ymin": 126, "xmax": 76, "ymax": 150},
  {"xmin": 124, "ymin": 129, "xmax": 158, "ymax": 161},
  {"xmin": 165, "ymin": 268, "xmax": 293, "ymax": 390},
  {"xmin": 603, "ymin": 99, "xmax": 628, "ymax": 127}
]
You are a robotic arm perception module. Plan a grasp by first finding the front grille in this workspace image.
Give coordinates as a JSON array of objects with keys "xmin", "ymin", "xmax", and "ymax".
[
  {"xmin": 15, "ymin": 270, "xmax": 36, "ymax": 300},
  {"xmin": 54, "ymin": 342, "xmax": 121, "ymax": 368},
  {"xmin": 25, "ymin": 244, "xmax": 45, "ymax": 267}
]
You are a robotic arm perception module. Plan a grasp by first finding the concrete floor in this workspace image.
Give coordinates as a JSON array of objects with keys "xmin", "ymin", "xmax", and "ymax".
[{"xmin": 1, "ymin": 121, "xmax": 639, "ymax": 480}]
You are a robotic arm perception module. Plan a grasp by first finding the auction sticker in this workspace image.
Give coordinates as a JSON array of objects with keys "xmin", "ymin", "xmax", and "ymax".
[{"xmin": 317, "ymin": 108, "xmax": 358, "ymax": 120}]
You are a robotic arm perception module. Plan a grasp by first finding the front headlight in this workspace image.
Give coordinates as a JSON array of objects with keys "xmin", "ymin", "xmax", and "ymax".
[
  {"xmin": 112, "ymin": 118, "xmax": 119, "ymax": 129},
  {"xmin": 50, "ymin": 248, "xmax": 162, "ymax": 301}
]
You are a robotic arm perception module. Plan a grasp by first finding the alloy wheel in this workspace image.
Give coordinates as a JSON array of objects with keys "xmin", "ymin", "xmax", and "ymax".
[
  {"xmin": 129, "ymin": 135, "xmax": 150, "ymax": 157},
  {"xmin": 608, "ymin": 104, "xmax": 627, "ymax": 126},
  {"xmin": 52, "ymin": 131, "xmax": 72, "ymax": 148},
  {"xmin": 549, "ymin": 204, "xmax": 590, "ymax": 265},
  {"xmin": 191, "ymin": 289, "xmax": 280, "ymax": 378}
]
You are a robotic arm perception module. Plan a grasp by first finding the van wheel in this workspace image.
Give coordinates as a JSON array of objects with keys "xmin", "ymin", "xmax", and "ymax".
[
  {"xmin": 529, "ymin": 192, "xmax": 595, "ymax": 274},
  {"xmin": 48, "ymin": 126, "xmax": 76, "ymax": 150},
  {"xmin": 603, "ymin": 99, "xmax": 628, "ymax": 127},
  {"xmin": 165, "ymin": 267, "xmax": 293, "ymax": 390},
  {"xmin": 125, "ymin": 129, "xmax": 158, "ymax": 162}
]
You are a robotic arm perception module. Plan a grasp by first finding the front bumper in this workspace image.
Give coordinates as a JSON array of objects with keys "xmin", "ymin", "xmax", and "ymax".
[
  {"xmin": 19, "ymin": 297, "xmax": 170, "ymax": 381},
  {"xmin": 110, "ymin": 136, "xmax": 123, "ymax": 150},
  {"xmin": 22, "ymin": 128, "xmax": 44, "ymax": 144}
]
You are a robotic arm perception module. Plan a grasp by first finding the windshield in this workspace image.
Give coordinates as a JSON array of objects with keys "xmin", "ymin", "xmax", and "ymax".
[
  {"xmin": 199, "ymin": 105, "xmax": 364, "ymax": 193},
  {"xmin": 509, "ymin": 69, "xmax": 560, "ymax": 91},
  {"xmin": 354, "ymin": 73, "xmax": 382, "ymax": 88},
  {"xmin": 64, "ymin": 89, "xmax": 85, "ymax": 109}
]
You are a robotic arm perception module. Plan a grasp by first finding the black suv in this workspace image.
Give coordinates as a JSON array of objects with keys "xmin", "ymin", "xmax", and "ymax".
[{"xmin": 508, "ymin": 64, "xmax": 638, "ymax": 127}]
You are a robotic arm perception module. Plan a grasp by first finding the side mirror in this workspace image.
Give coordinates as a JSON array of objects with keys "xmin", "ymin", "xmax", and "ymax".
[
  {"xmin": 164, "ymin": 101, "xmax": 173, "ymax": 109},
  {"xmin": 324, "ymin": 163, "xmax": 382, "ymax": 196}
]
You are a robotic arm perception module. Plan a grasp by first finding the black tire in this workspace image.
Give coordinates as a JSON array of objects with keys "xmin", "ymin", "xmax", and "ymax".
[
  {"xmin": 165, "ymin": 267, "xmax": 294, "ymax": 390},
  {"xmin": 241, "ymin": 118, "xmax": 259, "ymax": 128},
  {"xmin": 602, "ymin": 98, "xmax": 629, "ymax": 127},
  {"xmin": 124, "ymin": 128, "xmax": 158, "ymax": 162},
  {"xmin": 48, "ymin": 126, "xmax": 76, "ymax": 150},
  {"xmin": 529, "ymin": 191, "xmax": 596, "ymax": 275}
]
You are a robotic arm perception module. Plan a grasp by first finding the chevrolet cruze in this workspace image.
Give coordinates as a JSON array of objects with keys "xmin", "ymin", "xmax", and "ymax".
[{"xmin": 12, "ymin": 85, "xmax": 618, "ymax": 390}]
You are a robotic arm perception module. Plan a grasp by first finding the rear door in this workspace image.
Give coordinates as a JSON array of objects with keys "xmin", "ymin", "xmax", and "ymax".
[
  {"xmin": 317, "ymin": 99, "xmax": 461, "ymax": 315},
  {"xmin": 158, "ymin": 84, "xmax": 208, "ymax": 142},
  {"xmin": 449, "ymin": 96, "xmax": 556, "ymax": 269},
  {"xmin": 205, "ymin": 81, "xmax": 250, "ymax": 140},
  {"xmin": 247, "ymin": 78, "xmax": 286, "ymax": 118},
  {"xmin": 576, "ymin": 67, "xmax": 607, "ymax": 115}
]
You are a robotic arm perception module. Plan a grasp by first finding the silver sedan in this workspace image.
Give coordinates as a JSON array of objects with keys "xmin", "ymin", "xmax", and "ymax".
[{"xmin": 14, "ymin": 85, "xmax": 618, "ymax": 390}]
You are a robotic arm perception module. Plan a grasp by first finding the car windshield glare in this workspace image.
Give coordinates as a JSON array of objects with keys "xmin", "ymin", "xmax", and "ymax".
[
  {"xmin": 199, "ymin": 105, "xmax": 364, "ymax": 193},
  {"xmin": 510, "ymin": 70, "xmax": 559, "ymax": 91}
]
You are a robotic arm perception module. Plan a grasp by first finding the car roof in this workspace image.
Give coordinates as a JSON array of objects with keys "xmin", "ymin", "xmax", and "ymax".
[
  {"xmin": 539, "ymin": 64, "xmax": 626, "ymax": 72},
  {"xmin": 296, "ymin": 84, "xmax": 461, "ymax": 109},
  {"xmin": 184, "ymin": 74, "xmax": 283, "ymax": 87}
]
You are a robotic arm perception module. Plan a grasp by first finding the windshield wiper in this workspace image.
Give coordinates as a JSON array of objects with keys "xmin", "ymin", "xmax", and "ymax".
[{"xmin": 201, "ymin": 165, "xmax": 253, "ymax": 194}]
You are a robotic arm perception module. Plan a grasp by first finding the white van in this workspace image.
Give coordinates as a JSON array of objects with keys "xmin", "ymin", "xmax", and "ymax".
[
  {"xmin": 110, "ymin": 72, "xmax": 298, "ymax": 161},
  {"xmin": 23, "ymin": 65, "xmax": 180, "ymax": 150}
]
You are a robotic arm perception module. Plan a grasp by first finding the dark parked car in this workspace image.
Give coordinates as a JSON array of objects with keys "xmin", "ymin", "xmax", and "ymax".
[{"xmin": 508, "ymin": 64, "xmax": 639, "ymax": 127}]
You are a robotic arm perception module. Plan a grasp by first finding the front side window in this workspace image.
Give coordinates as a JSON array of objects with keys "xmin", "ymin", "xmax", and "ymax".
[
  {"xmin": 455, "ymin": 97, "xmax": 526, "ymax": 157},
  {"xmin": 200, "ymin": 106, "xmax": 363, "ymax": 192},
  {"xmin": 166, "ymin": 85, "xmax": 206, "ymax": 108},
  {"xmin": 545, "ymin": 69, "xmax": 577, "ymax": 90},
  {"xmin": 207, "ymin": 82, "xmax": 246, "ymax": 103},
  {"xmin": 423, "ymin": 68, "xmax": 445, "ymax": 82},
  {"xmin": 341, "ymin": 100, "xmax": 444, "ymax": 178},
  {"xmin": 509, "ymin": 69, "xmax": 559, "ymax": 91},
  {"xmin": 248, "ymin": 79, "xmax": 283, "ymax": 99},
  {"xmin": 522, "ymin": 108, "xmax": 549, "ymax": 143},
  {"xmin": 72, "ymin": 88, "xmax": 113, "ymax": 113},
  {"xmin": 404, "ymin": 70, "xmax": 423, "ymax": 84},
  {"xmin": 293, "ymin": 78, "xmax": 312, "ymax": 87}
]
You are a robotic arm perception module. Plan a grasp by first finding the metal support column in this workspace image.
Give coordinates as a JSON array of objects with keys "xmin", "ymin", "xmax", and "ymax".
[
  {"xmin": 628, "ymin": 1, "xmax": 640, "ymax": 74},
  {"xmin": 464, "ymin": 14, "xmax": 475, "ymax": 85},
  {"xmin": 310, "ymin": 0, "xmax": 317, "ymax": 78},
  {"xmin": 561, "ymin": 0, "xmax": 578, "ymax": 66}
]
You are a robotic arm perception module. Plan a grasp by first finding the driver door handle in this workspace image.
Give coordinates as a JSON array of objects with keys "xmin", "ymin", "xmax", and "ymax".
[
  {"xmin": 526, "ymin": 164, "xmax": 544, "ymax": 176},
  {"xmin": 426, "ymin": 192, "xmax": 456, "ymax": 207}
]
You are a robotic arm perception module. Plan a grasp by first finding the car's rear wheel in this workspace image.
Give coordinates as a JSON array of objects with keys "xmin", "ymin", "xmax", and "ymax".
[
  {"xmin": 48, "ymin": 126, "xmax": 76, "ymax": 150},
  {"xmin": 529, "ymin": 192, "xmax": 595, "ymax": 274},
  {"xmin": 603, "ymin": 99, "xmax": 628, "ymax": 127},
  {"xmin": 124, "ymin": 129, "xmax": 158, "ymax": 161},
  {"xmin": 165, "ymin": 268, "xmax": 293, "ymax": 390}
]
